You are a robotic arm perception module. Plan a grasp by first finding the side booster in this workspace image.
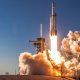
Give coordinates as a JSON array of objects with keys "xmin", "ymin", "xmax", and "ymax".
[{"xmin": 50, "ymin": 1, "xmax": 57, "ymax": 36}]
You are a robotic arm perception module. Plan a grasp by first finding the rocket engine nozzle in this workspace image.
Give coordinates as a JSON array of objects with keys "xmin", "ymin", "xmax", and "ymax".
[{"xmin": 50, "ymin": 29, "xmax": 57, "ymax": 36}]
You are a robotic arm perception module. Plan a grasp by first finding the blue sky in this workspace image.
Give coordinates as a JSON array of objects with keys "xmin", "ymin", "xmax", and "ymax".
[{"xmin": 0, "ymin": 0, "xmax": 80, "ymax": 74}]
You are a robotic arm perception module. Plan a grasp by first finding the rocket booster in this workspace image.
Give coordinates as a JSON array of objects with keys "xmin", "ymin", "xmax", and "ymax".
[{"xmin": 50, "ymin": 1, "xmax": 57, "ymax": 36}]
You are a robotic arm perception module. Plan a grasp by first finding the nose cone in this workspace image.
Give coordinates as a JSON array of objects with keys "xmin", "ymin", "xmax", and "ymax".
[{"xmin": 52, "ymin": 1, "xmax": 55, "ymax": 15}]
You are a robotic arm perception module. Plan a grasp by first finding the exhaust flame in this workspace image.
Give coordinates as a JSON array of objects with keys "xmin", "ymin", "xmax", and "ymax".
[
  {"xmin": 50, "ymin": 36, "xmax": 61, "ymax": 65},
  {"xmin": 51, "ymin": 36, "xmax": 57, "ymax": 51}
]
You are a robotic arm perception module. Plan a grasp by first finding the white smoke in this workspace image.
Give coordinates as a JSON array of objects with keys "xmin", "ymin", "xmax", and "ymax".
[
  {"xmin": 61, "ymin": 31, "xmax": 80, "ymax": 77},
  {"xmin": 19, "ymin": 51, "xmax": 54, "ymax": 76}
]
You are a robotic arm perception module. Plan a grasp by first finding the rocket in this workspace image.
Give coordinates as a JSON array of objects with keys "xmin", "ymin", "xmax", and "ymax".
[{"xmin": 50, "ymin": 1, "xmax": 57, "ymax": 36}]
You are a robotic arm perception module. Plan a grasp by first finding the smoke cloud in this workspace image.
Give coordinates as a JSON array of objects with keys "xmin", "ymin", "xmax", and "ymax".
[
  {"xmin": 61, "ymin": 31, "xmax": 80, "ymax": 77},
  {"xmin": 19, "ymin": 31, "xmax": 80, "ymax": 77},
  {"xmin": 19, "ymin": 51, "xmax": 54, "ymax": 76},
  {"xmin": 61, "ymin": 31, "xmax": 80, "ymax": 58}
]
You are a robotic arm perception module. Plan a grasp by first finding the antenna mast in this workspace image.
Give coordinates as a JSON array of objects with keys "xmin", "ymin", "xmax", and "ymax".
[{"xmin": 40, "ymin": 24, "xmax": 42, "ymax": 38}]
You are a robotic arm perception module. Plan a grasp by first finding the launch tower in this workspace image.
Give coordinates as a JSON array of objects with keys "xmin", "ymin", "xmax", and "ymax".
[{"xmin": 29, "ymin": 24, "xmax": 46, "ymax": 53}]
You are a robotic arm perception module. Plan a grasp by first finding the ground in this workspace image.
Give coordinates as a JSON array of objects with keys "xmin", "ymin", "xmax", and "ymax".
[{"xmin": 0, "ymin": 75, "xmax": 76, "ymax": 80}]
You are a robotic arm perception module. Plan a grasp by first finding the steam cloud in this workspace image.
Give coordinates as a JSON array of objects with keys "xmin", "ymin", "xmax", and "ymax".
[
  {"xmin": 19, "ymin": 51, "xmax": 54, "ymax": 76},
  {"xmin": 61, "ymin": 31, "xmax": 80, "ymax": 77},
  {"xmin": 19, "ymin": 31, "xmax": 80, "ymax": 77}
]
